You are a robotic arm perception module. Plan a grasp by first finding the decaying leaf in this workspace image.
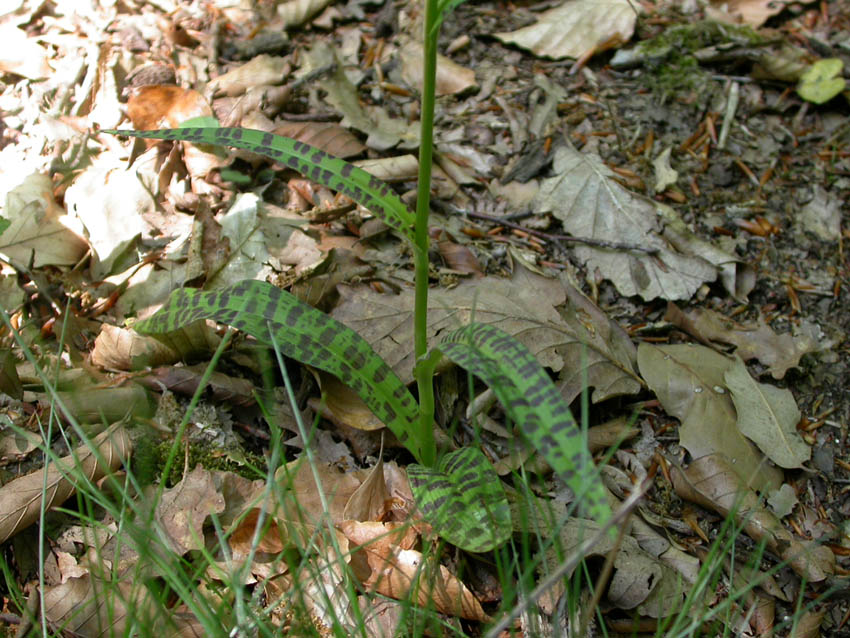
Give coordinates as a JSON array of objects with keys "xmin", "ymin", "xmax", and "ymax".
[
  {"xmin": 534, "ymin": 145, "xmax": 729, "ymax": 301},
  {"xmin": 92, "ymin": 324, "xmax": 179, "ymax": 371},
  {"xmin": 399, "ymin": 38, "xmax": 477, "ymax": 95},
  {"xmin": 155, "ymin": 465, "xmax": 226, "ymax": 554},
  {"xmin": 0, "ymin": 424, "xmax": 131, "ymax": 544},
  {"xmin": 274, "ymin": 120, "xmax": 366, "ymax": 158},
  {"xmin": 724, "ymin": 357, "xmax": 808, "ymax": 469},
  {"xmin": 494, "ymin": 0, "xmax": 638, "ymax": 61},
  {"xmin": 332, "ymin": 265, "xmax": 642, "ymax": 401},
  {"xmin": 664, "ymin": 304, "xmax": 818, "ymax": 379},
  {"xmin": 670, "ymin": 454, "xmax": 833, "ymax": 582},
  {"xmin": 637, "ymin": 343, "xmax": 782, "ymax": 492}
]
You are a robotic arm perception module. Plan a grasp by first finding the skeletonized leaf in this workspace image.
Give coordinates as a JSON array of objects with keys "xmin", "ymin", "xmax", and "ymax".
[{"xmin": 724, "ymin": 357, "xmax": 808, "ymax": 469}]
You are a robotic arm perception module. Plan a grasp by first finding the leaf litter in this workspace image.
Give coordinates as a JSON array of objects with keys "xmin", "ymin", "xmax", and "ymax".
[{"xmin": 0, "ymin": 0, "xmax": 848, "ymax": 634}]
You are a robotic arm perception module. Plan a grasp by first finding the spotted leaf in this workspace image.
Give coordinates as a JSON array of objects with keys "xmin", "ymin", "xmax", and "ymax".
[
  {"xmin": 133, "ymin": 281, "xmax": 426, "ymax": 462},
  {"xmin": 102, "ymin": 127, "xmax": 416, "ymax": 242},
  {"xmin": 438, "ymin": 323, "xmax": 613, "ymax": 532},
  {"xmin": 408, "ymin": 448, "xmax": 510, "ymax": 553}
]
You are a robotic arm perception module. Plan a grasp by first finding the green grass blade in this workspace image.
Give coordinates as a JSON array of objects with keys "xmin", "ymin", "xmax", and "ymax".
[
  {"xmin": 102, "ymin": 127, "xmax": 416, "ymax": 243},
  {"xmin": 408, "ymin": 448, "xmax": 511, "ymax": 553},
  {"xmin": 134, "ymin": 281, "xmax": 427, "ymax": 462},
  {"xmin": 438, "ymin": 323, "xmax": 613, "ymax": 531}
]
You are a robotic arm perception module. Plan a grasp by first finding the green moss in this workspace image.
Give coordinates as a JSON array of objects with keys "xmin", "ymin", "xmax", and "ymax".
[
  {"xmin": 633, "ymin": 19, "xmax": 768, "ymax": 101},
  {"xmin": 151, "ymin": 440, "xmax": 268, "ymax": 486}
]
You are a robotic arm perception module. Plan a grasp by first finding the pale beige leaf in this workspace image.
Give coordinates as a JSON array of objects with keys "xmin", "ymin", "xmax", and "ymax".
[
  {"xmin": 399, "ymin": 38, "xmax": 477, "ymax": 95},
  {"xmin": 0, "ymin": 24, "xmax": 51, "ymax": 79},
  {"xmin": 1, "ymin": 173, "xmax": 88, "ymax": 267},
  {"xmin": 494, "ymin": 0, "xmax": 637, "ymax": 60},
  {"xmin": 724, "ymin": 357, "xmax": 808, "ymax": 469},
  {"xmin": 0, "ymin": 424, "xmax": 131, "ymax": 544},
  {"xmin": 708, "ymin": 0, "xmax": 817, "ymax": 28},
  {"xmin": 92, "ymin": 324, "xmax": 179, "ymax": 371},
  {"xmin": 277, "ymin": 0, "xmax": 334, "ymax": 29},
  {"xmin": 209, "ymin": 55, "xmax": 290, "ymax": 97}
]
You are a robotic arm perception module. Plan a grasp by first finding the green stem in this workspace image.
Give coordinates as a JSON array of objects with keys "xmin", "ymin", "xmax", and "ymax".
[{"xmin": 413, "ymin": 0, "xmax": 440, "ymax": 468}]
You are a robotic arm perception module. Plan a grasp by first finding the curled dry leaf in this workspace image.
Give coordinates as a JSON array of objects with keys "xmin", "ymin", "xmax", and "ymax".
[
  {"xmin": 356, "ymin": 544, "xmax": 489, "ymax": 621},
  {"xmin": 0, "ymin": 424, "xmax": 131, "ymax": 544},
  {"xmin": 127, "ymin": 85, "xmax": 212, "ymax": 131},
  {"xmin": 92, "ymin": 323, "xmax": 178, "ymax": 371},
  {"xmin": 670, "ymin": 454, "xmax": 834, "ymax": 583},
  {"xmin": 664, "ymin": 304, "xmax": 818, "ymax": 379}
]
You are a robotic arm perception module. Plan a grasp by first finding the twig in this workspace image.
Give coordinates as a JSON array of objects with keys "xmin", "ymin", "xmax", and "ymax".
[
  {"xmin": 463, "ymin": 209, "xmax": 659, "ymax": 254},
  {"xmin": 484, "ymin": 483, "xmax": 648, "ymax": 638}
]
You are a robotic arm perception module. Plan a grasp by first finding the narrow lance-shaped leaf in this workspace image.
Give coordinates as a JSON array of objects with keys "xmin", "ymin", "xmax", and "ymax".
[
  {"xmin": 133, "ymin": 281, "xmax": 426, "ymax": 462},
  {"xmin": 437, "ymin": 323, "xmax": 613, "ymax": 530},
  {"xmin": 102, "ymin": 127, "xmax": 416, "ymax": 243},
  {"xmin": 408, "ymin": 448, "xmax": 511, "ymax": 553}
]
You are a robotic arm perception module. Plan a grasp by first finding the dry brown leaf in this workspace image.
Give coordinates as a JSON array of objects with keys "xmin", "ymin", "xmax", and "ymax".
[
  {"xmin": 399, "ymin": 38, "xmax": 477, "ymax": 95},
  {"xmin": 362, "ymin": 546, "xmax": 489, "ymax": 621},
  {"xmin": 276, "ymin": 458, "xmax": 363, "ymax": 525},
  {"xmin": 127, "ymin": 85, "xmax": 213, "ymax": 131},
  {"xmin": 274, "ymin": 121, "xmax": 366, "ymax": 158},
  {"xmin": 332, "ymin": 265, "xmax": 642, "ymax": 402},
  {"xmin": 664, "ymin": 305, "xmax": 818, "ymax": 379},
  {"xmin": 155, "ymin": 465, "xmax": 226, "ymax": 555},
  {"xmin": 0, "ymin": 424, "xmax": 131, "ymax": 544},
  {"xmin": 1, "ymin": 173, "xmax": 89, "ymax": 267},
  {"xmin": 311, "ymin": 370, "xmax": 386, "ymax": 432},
  {"xmin": 724, "ymin": 357, "xmax": 808, "ymax": 469},
  {"xmin": 92, "ymin": 324, "xmax": 179, "ymax": 371},
  {"xmin": 343, "ymin": 457, "xmax": 390, "ymax": 522},
  {"xmin": 637, "ymin": 342, "xmax": 783, "ymax": 493},
  {"xmin": 670, "ymin": 454, "xmax": 834, "ymax": 582}
]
